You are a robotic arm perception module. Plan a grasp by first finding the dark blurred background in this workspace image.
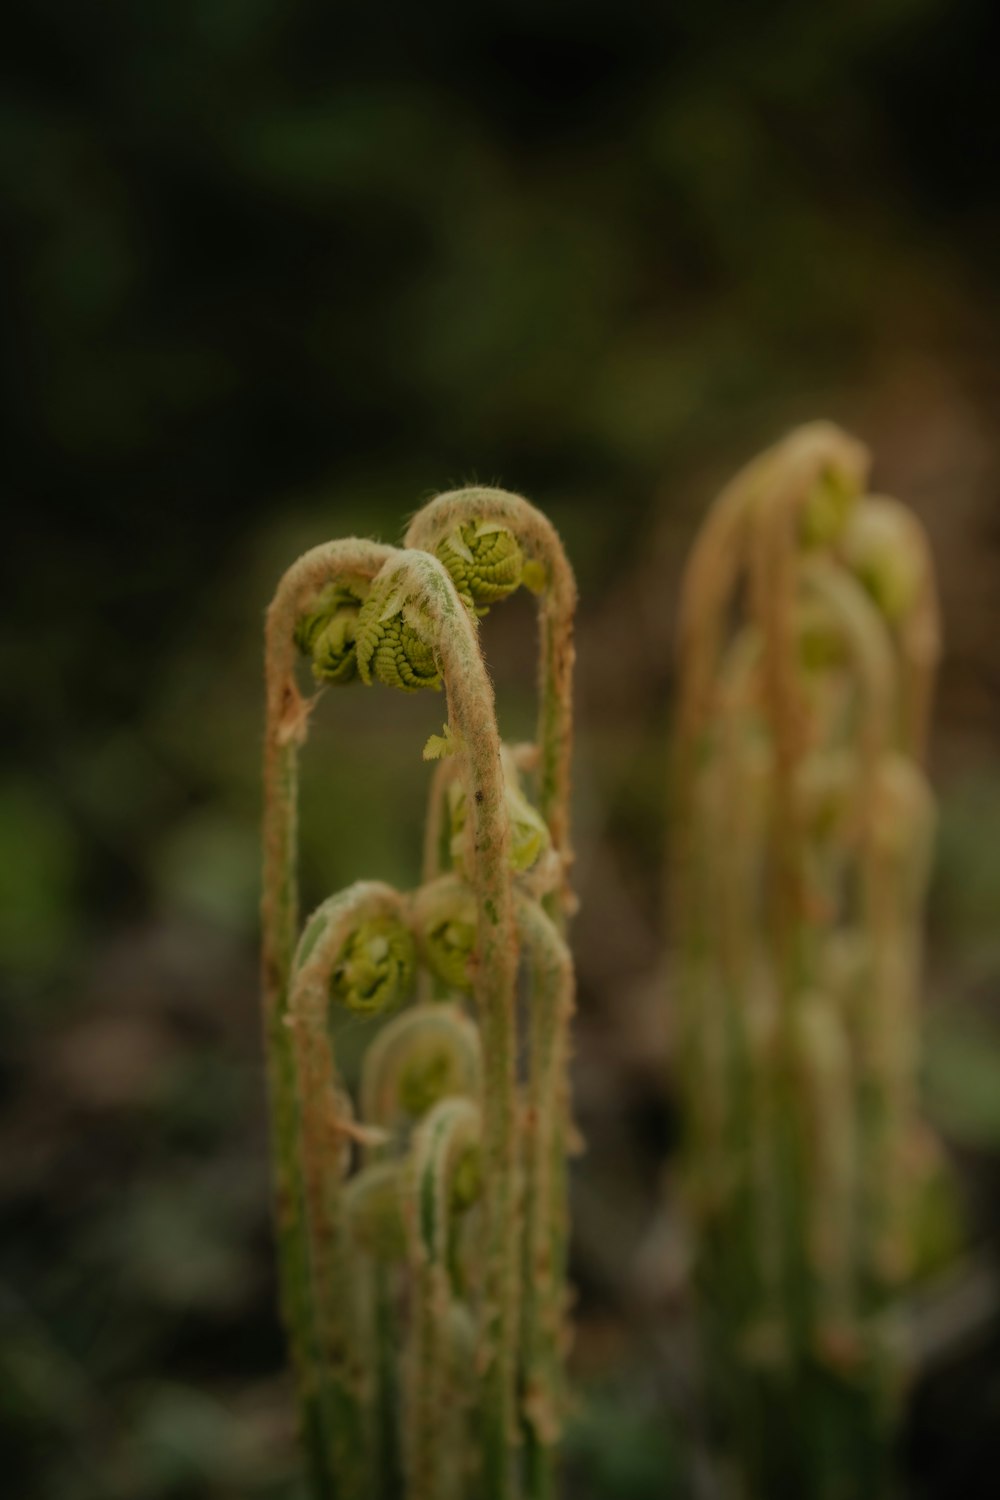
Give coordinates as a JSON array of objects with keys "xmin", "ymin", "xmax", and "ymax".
[{"xmin": 3, "ymin": 3, "xmax": 1000, "ymax": 1496}]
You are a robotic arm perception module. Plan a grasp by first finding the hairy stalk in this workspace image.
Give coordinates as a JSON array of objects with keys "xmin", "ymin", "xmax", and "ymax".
[
  {"xmin": 357, "ymin": 548, "xmax": 520, "ymax": 1495},
  {"xmin": 408, "ymin": 493, "xmax": 578, "ymax": 1498},
  {"xmin": 515, "ymin": 892, "xmax": 575, "ymax": 1500},
  {"xmin": 262, "ymin": 539, "xmax": 394, "ymax": 1488},
  {"xmin": 404, "ymin": 487, "xmax": 577, "ymax": 924}
]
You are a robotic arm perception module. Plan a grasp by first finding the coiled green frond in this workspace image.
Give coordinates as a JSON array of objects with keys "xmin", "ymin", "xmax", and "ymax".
[
  {"xmin": 295, "ymin": 581, "xmax": 365, "ymax": 684},
  {"xmin": 411, "ymin": 1095, "xmax": 483, "ymax": 1255},
  {"xmin": 799, "ymin": 460, "xmax": 862, "ymax": 548},
  {"xmin": 332, "ymin": 916, "xmax": 417, "ymax": 1015},
  {"xmin": 404, "ymin": 487, "xmax": 578, "ymax": 913},
  {"xmin": 296, "ymin": 897, "xmax": 417, "ymax": 1017},
  {"xmin": 355, "ymin": 569, "xmax": 442, "ymax": 691},
  {"xmin": 345, "ymin": 1161, "xmax": 408, "ymax": 1262},
  {"xmin": 361, "ymin": 1004, "xmax": 483, "ymax": 1131},
  {"xmin": 842, "ymin": 497, "xmax": 927, "ymax": 625},
  {"xmin": 437, "ymin": 518, "xmax": 527, "ymax": 615},
  {"xmin": 411, "ymin": 875, "xmax": 478, "ymax": 995}
]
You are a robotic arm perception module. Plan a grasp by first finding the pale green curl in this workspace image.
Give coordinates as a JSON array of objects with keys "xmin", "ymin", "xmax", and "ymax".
[
  {"xmin": 411, "ymin": 876, "xmax": 477, "ymax": 995},
  {"xmin": 360, "ymin": 1004, "xmax": 482, "ymax": 1127},
  {"xmin": 437, "ymin": 520, "xmax": 525, "ymax": 615},
  {"xmin": 294, "ymin": 582, "xmax": 363, "ymax": 684},
  {"xmin": 355, "ymin": 578, "xmax": 442, "ymax": 691},
  {"xmin": 799, "ymin": 462, "xmax": 860, "ymax": 548},
  {"xmin": 345, "ymin": 1161, "xmax": 408, "ymax": 1261},
  {"xmin": 396, "ymin": 1024, "xmax": 479, "ymax": 1118},
  {"xmin": 842, "ymin": 498, "xmax": 924, "ymax": 624},
  {"xmin": 331, "ymin": 916, "xmax": 416, "ymax": 1014}
]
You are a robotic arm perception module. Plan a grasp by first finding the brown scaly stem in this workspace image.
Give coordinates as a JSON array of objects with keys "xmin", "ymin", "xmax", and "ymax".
[{"xmin": 262, "ymin": 539, "xmax": 394, "ymax": 1492}]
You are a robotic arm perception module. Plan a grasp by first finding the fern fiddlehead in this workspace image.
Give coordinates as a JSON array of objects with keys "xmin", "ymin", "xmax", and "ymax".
[
  {"xmin": 405, "ymin": 487, "xmax": 577, "ymax": 923},
  {"xmin": 361, "ymin": 1004, "xmax": 483, "ymax": 1136}
]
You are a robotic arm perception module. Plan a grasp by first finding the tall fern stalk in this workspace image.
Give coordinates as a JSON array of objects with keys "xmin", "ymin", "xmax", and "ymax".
[
  {"xmin": 260, "ymin": 491, "xmax": 576, "ymax": 1499},
  {"xmin": 673, "ymin": 424, "xmax": 942, "ymax": 1498}
]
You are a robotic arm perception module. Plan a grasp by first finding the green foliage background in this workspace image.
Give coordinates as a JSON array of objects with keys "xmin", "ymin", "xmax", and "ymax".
[{"xmin": 2, "ymin": 2, "xmax": 1000, "ymax": 1496}]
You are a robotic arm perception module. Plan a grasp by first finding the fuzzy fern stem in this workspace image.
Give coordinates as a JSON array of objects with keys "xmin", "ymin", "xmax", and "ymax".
[
  {"xmin": 262, "ymin": 539, "xmax": 394, "ymax": 1492},
  {"xmin": 357, "ymin": 547, "xmax": 521, "ymax": 1497},
  {"xmin": 515, "ymin": 892, "xmax": 575, "ymax": 1500},
  {"xmin": 404, "ymin": 488, "xmax": 577, "ymax": 927}
]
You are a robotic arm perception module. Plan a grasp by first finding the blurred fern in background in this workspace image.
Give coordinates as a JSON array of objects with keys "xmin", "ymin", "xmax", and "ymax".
[{"xmin": 672, "ymin": 424, "xmax": 958, "ymax": 1498}]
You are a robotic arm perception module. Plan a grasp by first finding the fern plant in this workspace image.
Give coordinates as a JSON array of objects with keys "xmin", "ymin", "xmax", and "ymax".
[
  {"xmin": 261, "ymin": 490, "xmax": 577, "ymax": 1500},
  {"xmin": 673, "ymin": 424, "xmax": 943, "ymax": 1498}
]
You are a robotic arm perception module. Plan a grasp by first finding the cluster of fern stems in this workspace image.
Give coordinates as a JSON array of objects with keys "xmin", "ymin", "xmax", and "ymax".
[
  {"xmin": 260, "ymin": 424, "xmax": 945, "ymax": 1500},
  {"xmin": 262, "ymin": 489, "xmax": 576, "ymax": 1500},
  {"xmin": 674, "ymin": 423, "xmax": 942, "ymax": 1498}
]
